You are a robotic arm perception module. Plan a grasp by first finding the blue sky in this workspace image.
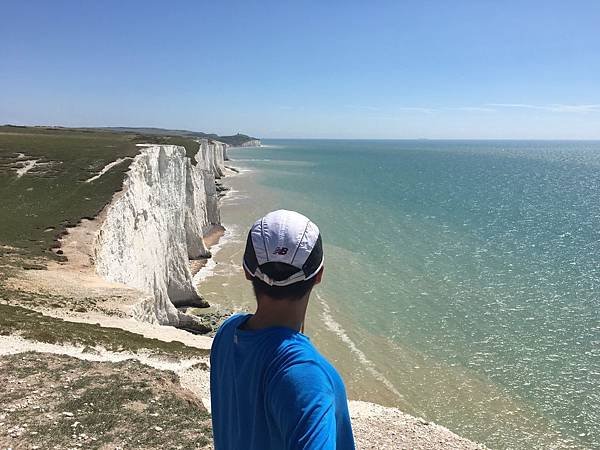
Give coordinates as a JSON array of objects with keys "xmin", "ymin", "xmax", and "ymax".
[{"xmin": 1, "ymin": 1, "xmax": 599, "ymax": 139}]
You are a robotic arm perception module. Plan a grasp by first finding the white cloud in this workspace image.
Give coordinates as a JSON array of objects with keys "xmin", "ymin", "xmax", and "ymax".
[
  {"xmin": 548, "ymin": 104, "xmax": 600, "ymax": 113},
  {"xmin": 487, "ymin": 103, "xmax": 600, "ymax": 113}
]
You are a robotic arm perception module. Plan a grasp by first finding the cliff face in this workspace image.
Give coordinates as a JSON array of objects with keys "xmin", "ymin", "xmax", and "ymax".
[
  {"xmin": 196, "ymin": 139, "xmax": 227, "ymax": 177},
  {"xmin": 94, "ymin": 140, "xmax": 226, "ymax": 329},
  {"xmin": 238, "ymin": 139, "xmax": 261, "ymax": 147}
]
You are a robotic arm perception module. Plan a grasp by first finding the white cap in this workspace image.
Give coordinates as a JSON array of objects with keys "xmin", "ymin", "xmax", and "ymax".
[{"xmin": 243, "ymin": 210, "xmax": 324, "ymax": 286}]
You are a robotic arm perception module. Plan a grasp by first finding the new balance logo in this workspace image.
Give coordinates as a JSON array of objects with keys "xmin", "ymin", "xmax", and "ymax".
[{"xmin": 273, "ymin": 247, "xmax": 289, "ymax": 255}]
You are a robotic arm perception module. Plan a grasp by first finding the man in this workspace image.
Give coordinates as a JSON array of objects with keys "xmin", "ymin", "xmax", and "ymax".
[{"xmin": 210, "ymin": 209, "xmax": 355, "ymax": 450}]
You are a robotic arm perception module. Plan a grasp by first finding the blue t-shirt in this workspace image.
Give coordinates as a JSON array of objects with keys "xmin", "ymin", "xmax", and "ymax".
[{"xmin": 210, "ymin": 314, "xmax": 355, "ymax": 450}]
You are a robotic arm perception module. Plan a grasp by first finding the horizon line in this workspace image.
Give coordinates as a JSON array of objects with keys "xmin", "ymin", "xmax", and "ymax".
[
  {"xmin": 261, "ymin": 137, "xmax": 600, "ymax": 141},
  {"xmin": 3, "ymin": 123, "xmax": 600, "ymax": 142}
]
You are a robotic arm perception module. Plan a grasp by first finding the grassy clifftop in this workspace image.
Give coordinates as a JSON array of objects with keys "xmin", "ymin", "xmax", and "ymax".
[
  {"xmin": 0, "ymin": 125, "xmax": 252, "ymax": 262},
  {"xmin": 0, "ymin": 126, "xmax": 139, "ymax": 261}
]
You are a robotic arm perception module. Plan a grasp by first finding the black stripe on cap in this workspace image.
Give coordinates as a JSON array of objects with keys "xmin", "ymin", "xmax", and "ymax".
[
  {"xmin": 243, "ymin": 230, "xmax": 259, "ymax": 275},
  {"xmin": 302, "ymin": 234, "xmax": 323, "ymax": 279}
]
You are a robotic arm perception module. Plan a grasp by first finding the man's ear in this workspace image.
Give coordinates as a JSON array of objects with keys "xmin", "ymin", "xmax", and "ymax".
[
  {"xmin": 314, "ymin": 267, "xmax": 324, "ymax": 285},
  {"xmin": 244, "ymin": 268, "xmax": 254, "ymax": 281}
]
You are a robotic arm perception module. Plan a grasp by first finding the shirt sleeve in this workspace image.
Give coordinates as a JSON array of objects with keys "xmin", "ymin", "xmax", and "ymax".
[{"xmin": 267, "ymin": 360, "xmax": 337, "ymax": 450}]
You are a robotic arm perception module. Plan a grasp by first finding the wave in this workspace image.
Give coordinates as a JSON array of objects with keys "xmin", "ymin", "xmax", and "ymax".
[{"xmin": 315, "ymin": 292, "xmax": 406, "ymax": 404}]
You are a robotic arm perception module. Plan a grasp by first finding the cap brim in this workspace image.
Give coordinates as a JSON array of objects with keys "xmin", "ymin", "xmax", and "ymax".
[{"xmin": 243, "ymin": 258, "xmax": 324, "ymax": 287}]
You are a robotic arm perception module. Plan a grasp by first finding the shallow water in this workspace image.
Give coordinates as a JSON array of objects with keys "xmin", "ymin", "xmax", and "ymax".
[{"xmin": 199, "ymin": 140, "xmax": 600, "ymax": 449}]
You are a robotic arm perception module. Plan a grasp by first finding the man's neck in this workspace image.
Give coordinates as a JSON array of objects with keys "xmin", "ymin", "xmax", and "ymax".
[{"xmin": 243, "ymin": 295, "xmax": 309, "ymax": 332}]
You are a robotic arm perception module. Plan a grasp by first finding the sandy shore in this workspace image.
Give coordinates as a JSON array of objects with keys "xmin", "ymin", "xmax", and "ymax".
[{"xmin": 190, "ymin": 224, "xmax": 226, "ymax": 276}]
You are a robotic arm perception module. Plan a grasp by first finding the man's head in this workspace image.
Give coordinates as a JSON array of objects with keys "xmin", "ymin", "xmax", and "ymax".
[{"xmin": 243, "ymin": 210, "xmax": 324, "ymax": 301}]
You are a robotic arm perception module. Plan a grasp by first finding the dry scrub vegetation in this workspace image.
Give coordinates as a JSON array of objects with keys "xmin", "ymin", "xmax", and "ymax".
[{"xmin": 0, "ymin": 352, "xmax": 212, "ymax": 449}]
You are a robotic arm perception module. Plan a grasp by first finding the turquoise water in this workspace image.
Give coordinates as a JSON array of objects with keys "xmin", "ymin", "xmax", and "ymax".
[{"xmin": 227, "ymin": 140, "xmax": 599, "ymax": 449}]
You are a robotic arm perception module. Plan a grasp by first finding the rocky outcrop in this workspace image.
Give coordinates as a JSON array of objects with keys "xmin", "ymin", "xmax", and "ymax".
[
  {"xmin": 94, "ymin": 140, "xmax": 225, "ymax": 331},
  {"xmin": 349, "ymin": 401, "xmax": 486, "ymax": 449}
]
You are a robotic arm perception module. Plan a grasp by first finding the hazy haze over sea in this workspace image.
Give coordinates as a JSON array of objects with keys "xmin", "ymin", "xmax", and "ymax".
[{"xmin": 201, "ymin": 139, "xmax": 599, "ymax": 449}]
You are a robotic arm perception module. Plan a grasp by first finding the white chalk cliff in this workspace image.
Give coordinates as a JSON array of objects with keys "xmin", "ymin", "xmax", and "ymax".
[
  {"xmin": 196, "ymin": 139, "xmax": 227, "ymax": 176},
  {"xmin": 238, "ymin": 139, "xmax": 261, "ymax": 147},
  {"xmin": 94, "ymin": 139, "xmax": 228, "ymax": 330}
]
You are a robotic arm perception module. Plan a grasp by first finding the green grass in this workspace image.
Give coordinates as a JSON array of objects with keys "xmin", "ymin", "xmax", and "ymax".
[
  {"xmin": 0, "ymin": 126, "xmax": 208, "ymax": 264},
  {"xmin": 0, "ymin": 303, "xmax": 209, "ymax": 357},
  {"xmin": 131, "ymin": 133, "xmax": 201, "ymax": 160},
  {"xmin": 0, "ymin": 126, "xmax": 139, "ymax": 260}
]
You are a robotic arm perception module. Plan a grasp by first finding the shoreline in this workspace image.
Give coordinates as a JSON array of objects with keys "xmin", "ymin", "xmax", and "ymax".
[
  {"xmin": 190, "ymin": 224, "xmax": 226, "ymax": 278},
  {"xmin": 188, "ymin": 157, "xmax": 414, "ymax": 408}
]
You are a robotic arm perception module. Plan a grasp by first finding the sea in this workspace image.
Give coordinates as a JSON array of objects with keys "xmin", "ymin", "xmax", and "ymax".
[{"xmin": 196, "ymin": 139, "xmax": 600, "ymax": 449}]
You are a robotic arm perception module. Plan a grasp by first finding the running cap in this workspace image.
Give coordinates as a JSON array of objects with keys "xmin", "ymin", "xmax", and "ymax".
[{"xmin": 243, "ymin": 210, "xmax": 324, "ymax": 287}]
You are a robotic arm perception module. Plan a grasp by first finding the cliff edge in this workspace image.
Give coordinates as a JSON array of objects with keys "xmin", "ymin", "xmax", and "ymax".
[{"xmin": 94, "ymin": 140, "xmax": 227, "ymax": 331}]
